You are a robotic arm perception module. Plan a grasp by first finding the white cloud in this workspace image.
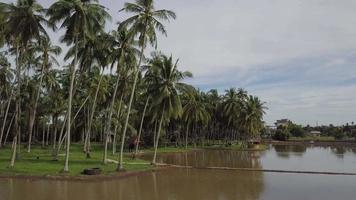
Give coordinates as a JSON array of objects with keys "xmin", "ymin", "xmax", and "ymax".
[{"xmin": 4, "ymin": 0, "xmax": 356, "ymax": 125}]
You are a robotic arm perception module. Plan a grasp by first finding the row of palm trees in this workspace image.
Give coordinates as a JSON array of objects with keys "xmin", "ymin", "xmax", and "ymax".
[{"xmin": 0, "ymin": 0, "xmax": 266, "ymax": 172}]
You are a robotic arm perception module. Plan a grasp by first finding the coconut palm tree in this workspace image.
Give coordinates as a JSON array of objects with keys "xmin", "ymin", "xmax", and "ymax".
[
  {"xmin": 182, "ymin": 89, "xmax": 210, "ymax": 149},
  {"xmin": 102, "ymin": 28, "xmax": 138, "ymax": 164},
  {"xmin": 240, "ymin": 95, "xmax": 267, "ymax": 140},
  {"xmin": 145, "ymin": 54, "xmax": 192, "ymax": 165},
  {"xmin": 64, "ymin": 32, "xmax": 111, "ymax": 158},
  {"xmin": 0, "ymin": 53, "xmax": 14, "ymax": 147},
  {"xmin": 222, "ymin": 88, "xmax": 239, "ymax": 126},
  {"xmin": 0, "ymin": 0, "xmax": 54, "ymax": 167},
  {"xmin": 27, "ymin": 37, "xmax": 61, "ymax": 152},
  {"xmin": 117, "ymin": 0, "xmax": 176, "ymax": 170},
  {"xmin": 47, "ymin": 0, "xmax": 111, "ymax": 172}
]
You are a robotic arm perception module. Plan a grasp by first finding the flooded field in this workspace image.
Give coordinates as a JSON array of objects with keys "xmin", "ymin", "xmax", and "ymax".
[{"xmin": 1, "ymin": 145, "xmax": 356, "ymax": 200}]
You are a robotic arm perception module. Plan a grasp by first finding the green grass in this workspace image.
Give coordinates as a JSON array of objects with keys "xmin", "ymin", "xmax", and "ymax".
[
  {"xmin": 202, "ymin": 143, "xmax": 268, "ymax": 151},
  {"xmin": 144, "ymin": 146, "xmax": 195, "ymax": 153},
  {"xmin": 0, "ymin": 143, "xmax": 269, "ymax": 177},
  {"xmin": 0, "ymin": 144, "xmax": 152, "ymax": 176},
  {"xmin": 289, "ymin": 136, "xmax": 335, "ymax": 141}
]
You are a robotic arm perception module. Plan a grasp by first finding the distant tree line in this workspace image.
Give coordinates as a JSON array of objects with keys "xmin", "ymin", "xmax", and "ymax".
[{"xmin": 269, "ymin": 121, "xmax": 356, "ymax": 141}]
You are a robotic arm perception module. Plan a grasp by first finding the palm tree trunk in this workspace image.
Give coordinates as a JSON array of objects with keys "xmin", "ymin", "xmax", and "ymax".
[
  {"xmin": 10, "ymin": 136, "xmax": 17, "ymax": 167},
  {"xmin": 185, "ymin": 123, "xmax": 189, "ymax": 149},
  {"xmin": 10, "ymin": 46, "xmax": 20, "ymax": 167},
  {"xmin": 54, "ymin": 114, "xmax": 66, "ymax": 159},
  {"xmin": 85, "ymin": 70, "xmax": 104, "ymax": 158},
  {"xmin": 57, "ymin": 94, "xmax": 89, "ymax": 155},
  {"xmin": 27, "ymin": 63, "xmax": 45, "ymax": 152},
  {"xmin": 112, "ymin": 93, "xmax": 124, "ymax": 155},
  {"xmin": 134, "ymin": 97, "xmax": 149, "ymax": 156},
  {"xmin": 118, "ymin": 41, "xmax": 146, "ymax": 170},
  {"xmin": 46, "ymin": 124, "xmax": 50, "ymax": 146},
  {"xmin": 63, "ymin": 35, "xmax": 78, "ymax": 172},
  {"xmin": 152, "ymin": 107, "xmax": 165, "ymax": 165},
  {"xmin": 52, "ymin": 116, "xmax": 57, "ymax": 155},
  {"xmin": 4, "ymin": 114, "xmax": 15, "ymax": 146},
  {"xmin": 42, "ymin": 123, "xmax": 45, "ymax": 148},
  {"xmin": 103, "ymin": 72, "xmax": 121, "ymax": 164},
  {"xmin": 112, "ymin": 124, "xmax": 118, "ymax": 155},
  {"xmin": 0, "ymin": 90, "xmax": 13, "ymax": 147}
]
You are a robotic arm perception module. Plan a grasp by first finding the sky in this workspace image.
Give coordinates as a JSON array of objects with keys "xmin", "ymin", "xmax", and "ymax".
[{"xmin": 5, "ymin": 0, "xmax": 356, "ymax": 126}]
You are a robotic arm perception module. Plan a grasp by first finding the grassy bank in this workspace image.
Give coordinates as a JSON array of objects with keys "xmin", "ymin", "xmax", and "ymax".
[
  {"xmin": 289, "ymin": 136, "xmax": 335, "ymax": 141},
  {"xmin": 0, "ymin": 143, "xmax": 269, "ymax": 177},
  {"xmin": 202, "ymin": 143, "xmax": 268, "ymax": 151},
  {"xmin": 0, "ymin": 144, "xmax": 152, "ymax": 176},
  {"xmin": 144, "ymin": 146, "xmax": 196, "ymax": 153}
]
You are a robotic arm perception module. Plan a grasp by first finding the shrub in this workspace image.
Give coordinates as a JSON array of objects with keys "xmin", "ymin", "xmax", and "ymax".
[{"xmin": 273, "ymin": 129, "xmax": 290, "ymax": 141}]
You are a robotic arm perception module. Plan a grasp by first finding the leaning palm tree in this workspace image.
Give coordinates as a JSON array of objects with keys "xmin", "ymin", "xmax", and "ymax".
[
  {"xmin": 145, "ymin": 54, "xmax": 192, "ymax": 165},
  {"xmin": 64, "ymin": 32, "xmax": 111, "ymax": 158},
  {"xmin": 47, "ymin": 0, "xmax": 110, "ymax": 172},
  {"xmin": 117, "ymin": 0, "xmax": 176, "ymax": 171},
  {"xmin": 102, "ymin": 28, "xmax": 138, "ymax": 164},
  {"xmin": 0, "ymin": 0, "xmax": 54, "ymax": 167},
  {"xmin": 27, "ymin": 37, "xmax": 61, "ymax": 152}
]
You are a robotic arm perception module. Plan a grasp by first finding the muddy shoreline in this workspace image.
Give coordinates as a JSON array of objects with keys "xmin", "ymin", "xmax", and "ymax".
[{"xmin": 0, "ymin": 166, "xmax": 171, "ymax": 182}]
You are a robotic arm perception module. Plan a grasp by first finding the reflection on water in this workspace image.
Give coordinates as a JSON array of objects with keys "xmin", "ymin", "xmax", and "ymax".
[
  {"xmin": 1, "ymin": 145, "xmax": 356, "ymax": 200},
  {"xmin": 274, "ymin": 145, "xmax": 307, "ymax": 158},
  {"xmin": 148, "ymin": 149, "xmax": 264, "ymax": 169},
  {"xmin": 149, "ymin": 145, "xmax": 356, "ymax": 173},
  {"xmin": 0, "ymin": 169, "xmax": 265, "ymax": 200}
]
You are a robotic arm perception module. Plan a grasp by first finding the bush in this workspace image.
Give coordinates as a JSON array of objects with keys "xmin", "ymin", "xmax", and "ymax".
[
  {"xmin": 289, "ymin": 125, "xmax": 305, "ymax": 137},
  {"xmin": 334, "ymin": 130, "xmax": 346, "ymax": 140},
  {"xmin": 273, "ymin": 129, "xmax": 290, "ymax": 141}
]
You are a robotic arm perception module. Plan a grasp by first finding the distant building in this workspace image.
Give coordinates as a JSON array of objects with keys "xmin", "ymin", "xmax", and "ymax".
[
  {"xmin": 309, "ymin": 131, "xmax": 321, "ymax": 137},
  {"xmin": 275, "ymin": 119, "xmax": 291, "ymax": 128}
]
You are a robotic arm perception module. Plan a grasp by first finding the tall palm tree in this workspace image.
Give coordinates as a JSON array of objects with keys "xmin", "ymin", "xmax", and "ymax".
[
  {"xmin": 47, "ymin": 0, "xmax": 110, "ymax": 172},
  {"xmin": 222, "ymin": 88, "xmax": 240, "ymax": 128},
  {"xmin": 0, "ymin": 53, "xmax": 14, "ymax": 147},
  {"xmin": 145, "ymin": 54, "xmax": 192, "ymax": 165},
  {"xmin": 182, "ymin": 89, "xmax": 210, "ymax": 149},
  {"xmin": 0, "ymin": 0, "xmax": 53, "ymax": 167},
  {"xmin": 65, "ymin": 32, "xmax": 111, "ymax": 158},
  {"xmin": 117, "ymin": 0, "xmax": 176, "ymax": 170},
  {"xmin": 102, "ymin": 28, "xmax": 138, "ymax": 164},
  {"xmin": 240, "ymin": 95, "xmax": 267, "ymax": 140},
  {"xmin": 27, "ymin": 37, "xmax": 61, "ymax": 152}
]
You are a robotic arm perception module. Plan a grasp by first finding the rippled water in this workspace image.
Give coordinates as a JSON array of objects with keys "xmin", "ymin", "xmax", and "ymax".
[{"xmin": 1, "ymin": 144, "xmax": 356, "ymax": 200}]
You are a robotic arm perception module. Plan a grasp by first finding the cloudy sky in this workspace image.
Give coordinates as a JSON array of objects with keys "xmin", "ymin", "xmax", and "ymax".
[{"xmin": 9, "ymin": 0, "xmax": 356, "ymax": 126}]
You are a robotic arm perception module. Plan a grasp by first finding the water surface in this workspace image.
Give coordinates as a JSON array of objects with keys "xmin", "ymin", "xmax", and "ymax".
[
  {"xmin": 1, "ymin": 144, "xmax": 356, "ymax": 200},
  {"xmin": 151, "ymin": 144, "xmax": 356, "ymax": 172}
]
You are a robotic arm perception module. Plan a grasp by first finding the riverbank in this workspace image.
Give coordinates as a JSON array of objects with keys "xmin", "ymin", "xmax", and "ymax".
[
  {"xmin": 202, "ymin": 143, "xmax": 268, "ymax": 151},
  {"xmin": 0, "ymin": 143, "xmax": 269, "ymax": 179}
]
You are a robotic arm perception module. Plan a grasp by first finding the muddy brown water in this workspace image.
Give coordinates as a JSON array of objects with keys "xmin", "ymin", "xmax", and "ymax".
[{"xmin": 1, "ymin": 144, "xmax": 356, "ymax": 200}]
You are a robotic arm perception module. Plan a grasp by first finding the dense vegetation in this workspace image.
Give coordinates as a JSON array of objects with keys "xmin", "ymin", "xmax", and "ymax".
[
  {"xmin": 270, "ymin": 122, "xmax": 356, "ymax": 141},
  {"xmin": 0, "ymin": 0, "xmax": 266, "ymax": 172}
]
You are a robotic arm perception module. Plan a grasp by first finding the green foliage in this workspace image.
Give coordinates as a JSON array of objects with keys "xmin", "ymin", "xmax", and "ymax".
[
  {"xmin": 273, "ymin": 128, "xmax": 290, "ymax": 141},
  {"xmin": 289, "ymin": 124, "xmax": 305, "ymax": 137},
  {"xmin": 334, "ymin": 129, "xmax": 346, "ymax": 140},
  {"xmin": 0, "ymin": 0, "xmax": 269, "ymax": 172}
]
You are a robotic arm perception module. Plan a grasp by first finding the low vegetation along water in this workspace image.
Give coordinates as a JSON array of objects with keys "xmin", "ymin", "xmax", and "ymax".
[{"xmin": 1, "ymin": 145, "xmax": 356, "ymax": 200}]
